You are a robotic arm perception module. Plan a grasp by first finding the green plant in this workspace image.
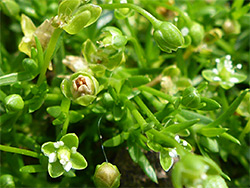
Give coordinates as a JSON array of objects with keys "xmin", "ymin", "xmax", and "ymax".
[{"xmin": 0, "ymin": 0, "xmax": 249, "ymax": 187}]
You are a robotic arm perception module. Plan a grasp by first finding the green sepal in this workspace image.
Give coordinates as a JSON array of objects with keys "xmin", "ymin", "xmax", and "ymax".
[
  {"xmin": 159, "ymin": 148, "xmax": 174, "ymax": 172},
  {"xmin": 69, "ymin": 110, "xmax": 84, "ymax": 123},
  {"xmin": 4, "ymin": 94, "xmax": 24, "ymax": 112},
  {"xmin": 41, "ymin": 142, "xmax": 55, "ymax": 156},
  {"xmin": 58, "ymin": 0, "xmax": 81, "ymax": 18},
  {"xmin": 48, "ymin": 160, "xmax": 65, "ymax": 178},
  {"xmin": 47, "ymin": 106, "xmax": 62, "ymax": 118},
  {"xmin": 70, "ymin": 152, "xmax": 88, "ymax": 170},
  {"xmin": 63, "ymin": 10, "xmax": 91, "ymax": 35},
  {"xmin": 74, "ymin": 95, "xmax": 96, "ymax": 106},
  {"xmin": 60, "ymin": 133, "xmax": 79, "ymax": 149}
]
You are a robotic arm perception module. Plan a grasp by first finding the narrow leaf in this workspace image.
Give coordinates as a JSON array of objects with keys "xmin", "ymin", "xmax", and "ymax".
[{"xmin": 20, "ymin": 165, "xmax": 46, "ymax": 173}]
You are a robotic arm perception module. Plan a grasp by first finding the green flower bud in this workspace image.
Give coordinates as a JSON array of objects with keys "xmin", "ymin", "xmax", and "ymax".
[
  {"xmin": 22, "ymin": 58, "xmax": 39, "ymax": 76},
  {"xmin": 189, "ymin": 22, "xmax": 204, "ymax": 46},
  {"xmin": 202, "ymin": 175, "xmax": 228, "ymax": 188},
  {"xmin": 4, "ymin": 94, "xmax": 24, "ymax": 112},
  {"xmin": 56, "ymin": 2, "xmax": 102, "ymax": 35},
  {"xmin": 153, "ymin": 21, "xmax": 184, "ymax": 53},
  {"xmin": 0, "ymin": 174, "xmax": 15, "ymax": 188},
  {"xmin": 181, "ymin": 87, "xmax": 201, "ymax": 108},
  {"xmin": 222, "ymin": 19, "xmax": 241, "ymax": 35},
  {"xmin": 61, "ymin": 72, "xmax": 99, "ymax": 106},
  {"xmin": 93, "ymin": 162, "xmax": 121, "ymax": 188},
  {"xmin": 0, "ymin": 0, "xmax": 20, "ymax": 18}
]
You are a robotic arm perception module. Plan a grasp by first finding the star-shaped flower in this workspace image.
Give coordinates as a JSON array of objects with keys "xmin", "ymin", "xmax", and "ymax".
[
  {"xmin": 202, "ymin": 55, "xmax": 247, "ymax": 89},
  {"xmin": 41, "ymin": 133, "xmax": 87, "ymax": 178}
]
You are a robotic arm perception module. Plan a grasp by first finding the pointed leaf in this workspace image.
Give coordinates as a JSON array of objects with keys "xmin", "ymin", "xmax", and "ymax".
[
  {"xmin": 47, "ymin": 106, "xmax": 61, "ymax": 118},
  {"xmin": 103, "ymin": 133, "xmax": 125, "ymax": 147},
  {"xmin": 69, "ymin": 110, "xmax": 84, "ymax": 123},
  {"xmin": 199, "ymin": 97, "xmax": 221, "ymax": 111},
  {"xmin": 198, "ymin": 127, "xmax": 228, "ymax": 137},
  {"xmin": 20, "ymin": 165, "xmax": 46, "ymax": 173},
  {"xmin": 60, "ymin": 133, "xmax": 79, "ymax": 149},
  {"xmin": 48, "ymin": 161, "xmax": 64, "ymax": 178},
  {"xmin": 70, "ymin": 152, "xmax": 88, "ymax": 170}
]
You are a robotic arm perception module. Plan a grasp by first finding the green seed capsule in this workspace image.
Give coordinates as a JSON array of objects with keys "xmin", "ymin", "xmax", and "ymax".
[
  {"xmin": 189, "ymin": 22, "xmax": 204, "ymax": 46},
  {"xmin": 181, "ymin": 87, "xmax": 201, "ymax": 108},
  {"xmin": 153, "ymin": 21, "xmax": 184, "ymax": 53},
  {"xmin": 4, "ymin": 94, "xmax": 24, "ymax": 112},
  {"xmin": 93, "ymin": 162, "xmax": 121, "ymax": 188}
]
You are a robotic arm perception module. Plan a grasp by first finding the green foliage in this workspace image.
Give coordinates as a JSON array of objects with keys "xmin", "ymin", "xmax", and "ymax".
[{"xmin": 0, "ymin": 0, "xmax": 249, "ymax": 187}]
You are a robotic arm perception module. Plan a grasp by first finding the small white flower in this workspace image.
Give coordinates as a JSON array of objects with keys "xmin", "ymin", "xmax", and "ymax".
[
  {"xmin": 201, "ymin": 173, "xmax": 208, "ymax": 180},
  {"xmin": 63, "ymin": 161, "xmax": 72, "ymax": 172},
  {"xmin": 49, "ymin": 153, "xmax": 57, "ymax": 163},
  {"xmin": 72, "ymin": 75, "xmax": 94, "ymax": 96}
]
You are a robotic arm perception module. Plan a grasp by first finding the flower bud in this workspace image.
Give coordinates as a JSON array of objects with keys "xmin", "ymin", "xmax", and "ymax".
[
  {"xmin": 202, "ymin": 175, "xmax": 228, "ymax": 188},
  {"xmin": 189, "ymin": 22, "xmax": 204, "ymax": 46},
  {"xmin": 61, "ymin": 72, "xmax": 99, "ymax": 106},
  {"xmin": 0, "ymin": 0, "xmax": 20, "ymax": 18},
  {"xmin": 153, "ymin": 21, "xmax": 184, "ymax": 53},
  {"xmin": 181, "ymin": 87, "xmax": 201, "ymax": 108},
  {"xmin": 114, "ymin": 0, "xmax": 134, "ymax": 19},
  {"xmin": 222, "ymin": 19, "xmax": 241, "ymax": 35},
  {"xmin": 22, "ymin": 58, "xmax": 39, "ymax": 76},
  {"xmin": 93, "ymin": 162, "xmax": 121, "ymax": 188},
  {"xmin": 4, "ymin": 94, "xmax": 24, "ymax": 112}
]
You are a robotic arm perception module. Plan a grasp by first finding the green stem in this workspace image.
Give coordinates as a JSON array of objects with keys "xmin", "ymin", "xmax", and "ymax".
[
  {"xmin": 61, "ymin": 97, "xmax": 71, "ymax": 136},
  {"xmin": 218, "ymin": 86, "xmax": 229, "ymax": 109},
  {"xmin": 127, "ymin": 37, "xmax": 147, "ymax": 68},
  {"xmin": 138, "ymin": 85, "xmax": 176, "ymax": 103},
  {"xmin": 37, "ymin": 28, "xmax": 63, "ymax": 85},
  {"xmin": 134, "ymin": 96, "xmax": 162, "ymax": 129},
  {"xmin": 207, "ymin": 89, "xmax": 249, "ymax": 128},
  {"xmin": 0, "ymin": 144, "xmax": 39, "ymax": 158},
  {"xmin": 125, "ymin": 99, "xmax": 147, "ymax": 130},
  {"xmin": 0, "ymin": 90, "xmax": 7, "ymax": 101},
  {"xmin": 100, "ymin": 3, "xmax": 161, "ymax": 28},
  {"xmin": 239, "ymin": 119, "xmax": 250, "ymax": 141}
]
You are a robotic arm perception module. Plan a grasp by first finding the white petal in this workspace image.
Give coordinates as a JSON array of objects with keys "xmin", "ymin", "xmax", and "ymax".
[
  {"xmin": 71, "ymin": 147, "xmax": 77, "ymax": 154},
  {"xmin": 63, "ymin": 162, "xmax": 72, "ymax": 172},
  {"xmin": 230, "ymin": 77, "xmax": 239, "ymax": 83},
  {"xmin": 49, "ymin": 153, "xmax": 57, "ymax": 163}
]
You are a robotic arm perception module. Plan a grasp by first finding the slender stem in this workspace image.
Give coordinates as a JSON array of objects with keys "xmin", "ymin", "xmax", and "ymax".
[
  {"xmin": 218, "ymin": 86, "xmax": 229, "ymax": 109},
  {"xmin": 134, "ymin": 96, "xmax": 162, "ymax": 129},
  {"xmin": 138, "ymin": 85, "xmax": 176, "ymax": 103},
  {"xmin": 100, "ymin": 3, "xmax": 161, "ymax": 28},
  {"xmin": 127, "ymin": 37, "xmax": 147, "ymax": 68},
  {"xmin": 61, "ymin": 98, "xmax": 71, "ymax": 136},
  {"xmin": 0, "ymin": 145, "xmax": 39, "ymax": 158},
  {"xmin": 207, "ymin": 89, "xmax": 249, "ymax": 128},
  {"xmin": 37, "ymin": 28, "xmax": 63, "ymax": 85},
  {"xmin": 0, "ymin": 90, "xmax": 7, "ymax": 101},
  {"xmin": 239, "ymin": 119, "xmax": 250, "ymax": 141}
]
